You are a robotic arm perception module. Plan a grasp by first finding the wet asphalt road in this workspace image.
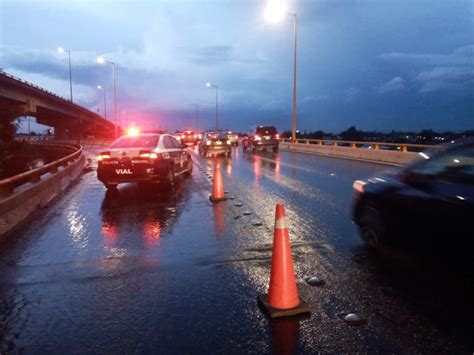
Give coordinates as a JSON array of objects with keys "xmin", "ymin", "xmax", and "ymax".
[{"xmin": 0, "ymin": 145, "xmax": 472, "ymax": 353}]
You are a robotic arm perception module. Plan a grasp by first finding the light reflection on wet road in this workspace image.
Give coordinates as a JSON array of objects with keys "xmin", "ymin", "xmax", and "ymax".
[{"xmin": 0, "ymin": 146, "xmax": 472, "ymax": 353}]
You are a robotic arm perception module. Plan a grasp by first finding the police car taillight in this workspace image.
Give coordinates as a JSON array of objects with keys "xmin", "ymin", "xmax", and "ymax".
[
  {"xmin": 139, "ymin": 150, "xmax": 159, "ymax": 159},
  {"xmin": 98, "ymin": 152, "xmax": 111, "ymax": 161}
]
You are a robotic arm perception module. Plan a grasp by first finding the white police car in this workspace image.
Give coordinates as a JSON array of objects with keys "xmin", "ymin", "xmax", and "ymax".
[{"xmin": 97, "ymin": 132, "xmax": 193, "ymax": 190}]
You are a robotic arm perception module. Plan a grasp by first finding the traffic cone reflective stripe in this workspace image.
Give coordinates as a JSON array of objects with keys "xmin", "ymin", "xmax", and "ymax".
[
  {"xmin": 274, "ymin": 216, "xmax": 287, "ymax": 230},
  {"xmin": 258, "ymin": 203, "xmax": 310, "ymax": 318},
  {"xmin": 268, "ymin": 204, "xmax": 300, "ymax": 309},
  {"xmin": 210, "ymin": 160, "xmax": 227, "ymax": 202}
]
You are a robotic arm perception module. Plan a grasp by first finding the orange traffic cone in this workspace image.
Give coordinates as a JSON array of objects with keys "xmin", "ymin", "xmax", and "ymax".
[
  {"xmin": 258, "ymin": 203, "xmax": 310, "ymax": 318},
  {"xmin": 209, "ymin": 160, "xmax": 227, "ymax": 202}
]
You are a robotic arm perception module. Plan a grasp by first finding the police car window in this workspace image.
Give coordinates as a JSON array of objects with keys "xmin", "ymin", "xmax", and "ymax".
[
  {"xmin": 163, "ymin": 136, "xmax": 175, "ymax": 149},
  {"xmin": 410, "ymin": 147, "xmax": 474, "ymax": 185},
  {"xmin": 110, "ymin": 135, "xmax": 159, "ymax": 148},
  {"xmin": 171, "ymin": 137, "xmax": 182, "ymax": 148}
]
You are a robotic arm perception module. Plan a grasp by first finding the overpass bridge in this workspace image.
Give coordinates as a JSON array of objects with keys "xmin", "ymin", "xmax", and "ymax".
[{"xmin": 0, "ymin": 71, "xmax": 117, "ymax": 139}]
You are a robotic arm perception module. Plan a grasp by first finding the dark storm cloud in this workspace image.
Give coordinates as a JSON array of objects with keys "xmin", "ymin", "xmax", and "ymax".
[
  {"xmin": 1, "ymin": 0, "xmax": 473, "ymax": 132},
  {"xmin": 2, "ymin": 48, "xmax": 108, "ymax": 87},
  {"xmin": 379, "ymin": 45, "xmax": 474, "ymax": 96}
]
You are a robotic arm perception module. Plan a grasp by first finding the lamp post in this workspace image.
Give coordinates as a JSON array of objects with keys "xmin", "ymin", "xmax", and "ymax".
[
  {"xmin": 97, "ymin": 85, "xmax": 107, "ymax": 119},
  {"xmin": 206, "ymin": 82, "xmax": 219, "ymax": 131},
  {"xmin": 191, "ymin": 104, "xmax": 199, "ymax": 131},
  {"xmin": 264, "ymin": 1, "xmax": 298, "ymax": 143},
  {"xmin": 57, "ymin": 47, "xmax": 73, "ymax": 102},
  {"xmin": 97, "ymin": 56, "xmax": 118, "ymax": 138}
]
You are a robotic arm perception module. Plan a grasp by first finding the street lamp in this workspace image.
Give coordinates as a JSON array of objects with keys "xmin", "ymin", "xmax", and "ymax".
[
  {"xmin": 97, "ymin": 56, "xmax": 118, "ymax": 138},
  {"xmin": 264, "ymin": 1, "xmax": 298, "ymax": 143},
  {"xmin": 206, "ymin": 82, "xmax": 219, "ymax": 131},
  {"xmin": 191, "ymin": 104, "xmax": 199, "ymax": 131},
  {"xmin": 57, "ymin": 47, "xmax": 73, "ymax": 102},
  {"xmin": 97, "ymin": 85, "xmax": 107, "ymax": 119}
]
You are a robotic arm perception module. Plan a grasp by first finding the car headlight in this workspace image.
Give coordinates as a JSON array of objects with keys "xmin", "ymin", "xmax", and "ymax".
[{"xmin": 352, "ymin": 180, "xmax": 366, "ymax": 193}]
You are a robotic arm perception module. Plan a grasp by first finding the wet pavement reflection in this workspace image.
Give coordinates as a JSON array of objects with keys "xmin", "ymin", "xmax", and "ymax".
[{"xmin": 0, "ymin": 145, "xmax": 472, "ymax": 353}]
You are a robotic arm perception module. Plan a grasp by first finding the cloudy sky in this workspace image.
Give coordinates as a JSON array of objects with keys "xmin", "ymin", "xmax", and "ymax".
[{"xmin": 1, "ymin": 0, "xmax": 473, "ymax": 133}]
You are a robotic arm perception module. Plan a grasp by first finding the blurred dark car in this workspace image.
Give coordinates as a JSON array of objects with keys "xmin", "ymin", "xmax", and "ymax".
[
  {"xmin": 352, "ymin": 139, "xmax": 473, "ymax": 254},
  {"xmin": 181, "ymin": 130, "xmax": 199, "ymax": 146},
  {"xmin": 199, "ymin": 132, "xmax": 231, "ymax": 158},
  {"xmin": 243, "ymin": 126, "xmax": 279, "ymax": 152},
  {"xmin": 97, "ymin": 133, "xmax": 192, "ymax": 190}
]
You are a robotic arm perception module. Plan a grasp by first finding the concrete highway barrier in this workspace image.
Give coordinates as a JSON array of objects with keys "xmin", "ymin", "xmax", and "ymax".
[
  {"xmin": 0, "ymin": 143, "xmax": 85, "ymax": 237},
  {"xmin": 279, "ymin": 139, "xmax": 441, "ymax": 166}
]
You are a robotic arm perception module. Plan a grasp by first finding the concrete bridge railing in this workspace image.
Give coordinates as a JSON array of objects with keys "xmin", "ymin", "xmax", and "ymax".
[
  {"xmin": 0, "ymin": 143, "xmax": 83, "ymax": 197},
  {"xmin": 0, "ymin": 142, "xmax": 85, "ymax": 236},
  {"xmin": 279, "ymin": 138, "xmax": 442, "ymax": 165}
]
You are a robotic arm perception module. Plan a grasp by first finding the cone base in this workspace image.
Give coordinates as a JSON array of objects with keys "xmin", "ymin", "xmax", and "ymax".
[
  {"xmin": 209, "ymin": 196, "xmax": 227, "ymax": 202},
  {"xmin": 258, "ymin": 294, "xmax": 310, "ymax": 319}
]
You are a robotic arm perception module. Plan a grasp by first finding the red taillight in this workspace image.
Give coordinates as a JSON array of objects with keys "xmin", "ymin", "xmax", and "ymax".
[
  {"xmin": 275, "ymin": 134, "xmax": 279, "ymax": 139},
  {"xmin": 254, "ymin": 135, "xmax": 261, "ymax": 141},
  {"xmin": 98, "ymin": 151, "xmax": 111, "ymax": 161},
  {"xmin": 139, "ymin": 150, "xmax": 160, "ymax": 159}
]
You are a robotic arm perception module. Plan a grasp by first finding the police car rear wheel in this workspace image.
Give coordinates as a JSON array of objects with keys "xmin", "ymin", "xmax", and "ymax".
[
  {"xmin": 166, "ymin": 168, "xmax": 175, "ymax": 187},
  {"xmin": 185, "ymin": 159, "xmax": 193, "ymax": 175}
]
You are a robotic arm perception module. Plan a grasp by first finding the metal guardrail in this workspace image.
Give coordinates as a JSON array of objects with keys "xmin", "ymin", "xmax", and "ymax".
[
  {"xmin": 280, "ymin": 138, "xmax": 443, "ymax": 152},
  {"xmin": 17, "ymin": 136, "xmax": 113, "ymax": 148},
  {"xmin": 0, "ymin": 143, "xmax": 82, "ymax": 197},
  {"xmin": 53, "ymin": 139, "xmax": 113, "ymax": 148}
]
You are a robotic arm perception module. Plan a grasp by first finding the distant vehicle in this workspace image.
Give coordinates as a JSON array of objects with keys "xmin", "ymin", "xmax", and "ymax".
[
  {"xmin": 243, "ymin": 126, "xmax": 279, "ymax": 152},
  {"xmin": 352, "ymin": 139, "xmax": 473, "ymax": 254},
  {"xmin": 226, "ymin": 131, "xmax": 239, "ymax": 146},
  {"xmin": 97, "ymin": 133, "xmax": 192, "ymax": 190},
  {"xmin": 199, "ymin": 132, "xmax": 232, "ymax": 158},
  {"xmin": 181, "ymin": 130, "xmax": 198, "ymax": 146}
]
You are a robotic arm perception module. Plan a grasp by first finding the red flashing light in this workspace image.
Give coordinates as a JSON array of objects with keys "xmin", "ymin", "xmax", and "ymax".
[{"xmin": 126, "ymin": 127, "xmax": 140, "ymax": 136}]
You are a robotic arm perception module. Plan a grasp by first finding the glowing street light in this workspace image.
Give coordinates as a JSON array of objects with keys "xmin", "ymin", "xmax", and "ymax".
[
  {"xmin": 206, "ymin": 82, "xmax": 219, "ymax": 131},
  {"xmin": 97, "ymin": 56, "xmax": 118, "ymax": 138},
  {"xmin": 264, "ymin": 0, "xmax": 287, "ymax": 23},
  {"xmin": 264, "ymin": 1, "xmax": 298, "ymax": 143},
  {"xmin": 97, "ymin": 85, "xmax": 107, "ymax": 119},
  {"xmin": 57, "ymin": 47, "xmax": 73, "ymax": 102}
]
